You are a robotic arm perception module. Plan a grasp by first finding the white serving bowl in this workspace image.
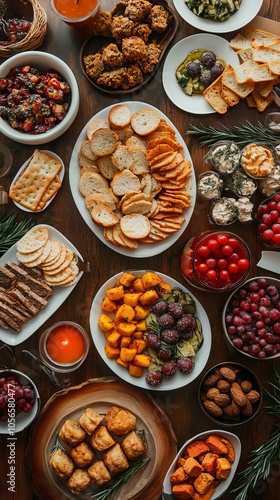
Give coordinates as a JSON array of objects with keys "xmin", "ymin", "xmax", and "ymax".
[
  {"xmin": 162, "ymin": 429, "xmax": 241, "ymax": 500},
  {"xmin": 0, "ymin": 369, "xmax": 40, "ymax": 434},
  {"xmin": 0, "ymin": 51, "xmax": 79, "ymax": 145}
]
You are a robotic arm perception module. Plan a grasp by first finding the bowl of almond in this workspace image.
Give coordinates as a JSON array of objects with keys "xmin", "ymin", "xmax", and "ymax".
[{"xmin": 198, "ymin": 362, "xmax": 262, "ymax": 426}]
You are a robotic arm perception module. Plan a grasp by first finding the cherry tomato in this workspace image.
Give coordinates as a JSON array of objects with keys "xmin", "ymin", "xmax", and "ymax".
[
  {"xmin": 207, "ymin": 239, "xmax": 219, "ymax": 252},
  {"xmin": 272, "ymin": 234, "xmax": 280, "ymax": 245},
  {"xmin": 196, "ymin": 245, "xmax": 211, "ymax": 258},
  {"xmin": 262, "ymin": 229, "xmax": 274, "ymax": 241},
  {"xmin": 238, "ymin": 259, "xmax": 249, "ymax": 270},
  {"xmin": 219, "ymin": 270, "xmax": 229, "ymax": 280},
  {"xmin": 228, "ymin": 263, "xmax": 239, "ymax": 274},
  {"xmin": 217, "ymin": 258, "xmax": 227, "ymax": 269},
  {"xmin": 228, "ymin": 252, "xmax": 240, "ymax": 264},
  {"xmin": 227, "ymin": 237, "xmax": 239, "ymax": 249},
  {"xmin": 206, "ymin": 269, "xmax": 217, "ymax": 281},
  {"xmin": 217, "ymin": 234, "xmax": 228, "ymax": 245},
  {"xmin": 206, "ymin": 258, "xmax": 217, "ymax": 269},
  {"xmin": 272, "ymin": 224, "xmax": 280, "ymax": 234},
  {"xmin": 270, "ymin": 210, "xmax": 279, "ymax": 220},
  {"xmin": 221, "ymin": 244, "xmax": 233, "ymax": 256},
  {"xmin": 198, "ymin": 263, "xmax": 208, "ymax": 273}
]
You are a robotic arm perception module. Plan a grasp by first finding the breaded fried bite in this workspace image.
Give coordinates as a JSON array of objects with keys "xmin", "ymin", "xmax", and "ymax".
[
  {"xmin": 106, "ymin": 408, "xmax": 136, "ymax": 435},
  {"xmin": 124, "ymin": 0, "xmax": 152, "ymax": 22},
  {"xmin": 59, "ymin": 419, "xmax": 86, "ymax": 446},
  {"xmin": 70, "ymin": 442, "xmax": 95, "ymax": 468},
  {"xmin": 88, "ymin": 460, "xmax": 111, "ymax": 485},
  {"xmin": 103, "ymin": 443, "xmax": 129, "ymax": 474},
  {"xmin": 79, "ymin": 407, "xmax": 103, "ymax": 435},
  {"xmin": 121, "ymin": 431, "xmax": 147, "ymax": 459},
  {"xmin": 148, "ymin": 5, "xmax": 169, "ymax": 33},
  {"xmin": 49, "ymin": 449, "xmax": 75, "ymax": 480},
  {"xmin": 90, "ymin": 425, "xmax": 115, "ymax": 451},
  {"xmin": 102, "ymin": 43, "xmax": 124, "ymax": 69},
  {"xmin": 67, "ymin": 469, "xmax": 91, "ymax": 495},
  {"xmin": 122, "ymin": 36, "xmax": 147, "ymax": 61},
  {"xmin": 111, "ymin": 15, "xmax": 134, "ymax": 40},
  {"xmin": 91, "ymin": 11, "xmax": 112, "ymax": 37},
  {"xmin": 83, "ymin": 54, "xmax": 104, "ymax": 80}
]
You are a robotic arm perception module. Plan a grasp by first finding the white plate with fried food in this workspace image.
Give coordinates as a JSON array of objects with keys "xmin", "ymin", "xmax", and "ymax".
[
  {"xmin": 90, "ymin": 270, "xmax": 211, "ymax": 391},
  {"xmin": 9, "ymin": 150, "xmax": 64, "ymax": 212},
  {"xmin": 162, "ymin": 34, "xmax": 239, "ymax": 114},
  {"xmin": 173, "ymin": 0, "xmax": 263, "ymax": 34},
  {"xmin": 0, "ymin": 225, "xmax": 83, "ymax": 346},
  {"xmin": 69, "ymin": 101, "xmax": 196, "ymax": 257}
]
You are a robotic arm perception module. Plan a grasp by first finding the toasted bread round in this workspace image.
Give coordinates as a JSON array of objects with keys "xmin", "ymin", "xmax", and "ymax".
[
  {"xmin": 120, "ymin": 214, "xmax": 150, "ymax": 239},
  {"xmin": 79, "ymin": 172, "xmax": 110, "ymax": 197},
  {"xmin": 91, "ymin": 203, "xmax": 120, "ymax": 227},
  {"xmin": 108, "ymin": 104, "xmax": 131, "ymax": 130},
  {"xmin": 86, "ymin": 119, "xmax": 109, "ymax": 140},
  {"xmin": 130, "ymin": 109, "xmax": 161, "ymax": 136},
  {"xmin": 89, "ymin": 128, "xmax": 119, "ymax": 156},
  {"xmin": 111, "ymin": 170, "xmax": 141, "ymax": 196}
]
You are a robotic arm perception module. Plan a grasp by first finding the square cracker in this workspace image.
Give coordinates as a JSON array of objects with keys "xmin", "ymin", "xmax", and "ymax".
[{"xmin": 9, "ymin": 149, "xmax": 62, "ymax": 210}]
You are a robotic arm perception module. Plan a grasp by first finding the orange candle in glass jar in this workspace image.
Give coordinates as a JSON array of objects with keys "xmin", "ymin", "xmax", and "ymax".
[
  {"xmin": 46, "ymin": 323, "xmax": 86, "ymax": 364},
  {"xmin": 53, "ymin": 0, "xmax": 98, "ymax": 19}
]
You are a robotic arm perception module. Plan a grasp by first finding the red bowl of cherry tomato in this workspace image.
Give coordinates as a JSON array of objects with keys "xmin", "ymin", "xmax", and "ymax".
[
  {"xmin": 223, "ymin": 277, "xmax": 280, "ymax": 360},
  {"xmin": 181, "ymin": 231, "xmax": 251, "ymax": 292},
  {"xmin": 0, "ymin": 369, "xmax": 40, "ymax": 434},
  {"xmin": 257, "ymin": 192, "xmax": 280, "ymax": 248}
]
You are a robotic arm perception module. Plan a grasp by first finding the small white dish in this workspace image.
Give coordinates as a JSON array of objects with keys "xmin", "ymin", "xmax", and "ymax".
[
  {"xmin": 257, "ymin": 251, "xmax": 280, "ymax": 274},
  {"xmin": 162, "ymin": 430, "xmax": 241, "ymax": 499},
  {"xmin": 90, "ymin": 270, "xmax": 212, "ymax": 391},
  {"xmin": 162, "ymin": 34, "xmax": 239, "ymax": 114},
  {"xmin": 173, "ymin": 0, "xmax": 263, "ymax": 34},
  {"xmin": 9, "ymin": 150, "xmax": 65, "ymax": 212}
]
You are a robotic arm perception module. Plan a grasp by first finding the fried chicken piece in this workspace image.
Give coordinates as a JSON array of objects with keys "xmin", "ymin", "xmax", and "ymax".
[
  {"xmin": 91, "ymin": 11, "xmax": 112, "ymax": 37},
  {"xmin": 138, "ymin": 42, "xmax": 161, "ymax": 73},
  {"xmin": 101, "ymin": 43, "xmax": 124, "ymax": 69},
  {"xmin": 83, "ymin": 53, "xmax": 104, "ymax": 80},
  {"xmin": 122, "ymin": 36, "xmax": 147, "ymax": 61},
  {"xmin": 132, "ymin": 22, "xmax": 152, "ymax": 43},
  {"xmin": 122, "ymin": 65, "xmax": 144, "ymax": 89},
  {"xmin": 111, "ymin": 15, "xmax": 135, "ymax": 40},
  {"xmin": 148, "ymin": 4, "xmax": 169, "ymax": 33},
  {"xmin": 96, "ymin": 68, "xmax": 127, "ymax": 89},
  {"xmin": 124, "ymin": 0, "xmax": 152, "ymax": 21}
]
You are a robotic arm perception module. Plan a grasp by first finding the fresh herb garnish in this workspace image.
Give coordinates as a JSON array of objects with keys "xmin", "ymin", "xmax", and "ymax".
[
  {"xmin": 230, "ymin": 364, "xmax": 280, "ymax": 500},
  {"xmin": 186, "ymin": 121, "xmax": 280, "ymax": 146},
  {"xmin": 0, "ymin": 212, "xmax": 34, "ymax": 256}
]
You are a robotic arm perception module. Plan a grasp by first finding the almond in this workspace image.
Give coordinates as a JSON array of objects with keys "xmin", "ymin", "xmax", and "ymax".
[
  {"xmin": 216, "ymin": 379, "xmax": 231, "ymax": 393},
  {"xmin": 240, "ymin": 380, "xmax": 253, "ymax": 393},
  {"xmin": 203, "ymin": 373, "xmax": 220, "ymax": 388},
  {"xmin": 220, "ymin": 366, "xmax": 236, "ymax": 382},
  {"xmin": 230, "ymin": 382, "xmax": 247, "ymax": 407},
  {"xmin": 241, "ymin": 399, "xmax": 253, "ymax": 416},
  {"xmin": 223, "ymin": 400, "xmax": 241, "ymax": 417},
  {"xmin": 214, "ymin": 394, "xmax": 231, "ymax": 407},
  {"xmin": 203, "ymin": 400, "xmax": 223, "ymax": 417},
  {"xmin": 206, "ymin": 387, "xmax": 220, "ymax": 400},
  {"xmin": 245, "ymin": 389, "xmax": 260, "ymax": 403}
]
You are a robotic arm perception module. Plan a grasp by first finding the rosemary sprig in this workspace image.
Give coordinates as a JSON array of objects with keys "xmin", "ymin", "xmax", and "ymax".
[
  {"xmin": 186, "ymin": 121, "xmax": 280, "ymax": 146},
  {"xmin": 230, "ymin": 364, "xmax": 280, "ymax": 500},
  {"xmin": 85, "ymin": 457, "xmax": 151, "ymax": 500},
  {"xmin": 0, "ymin": 212, "xmax": 34, "ymax": 256}
]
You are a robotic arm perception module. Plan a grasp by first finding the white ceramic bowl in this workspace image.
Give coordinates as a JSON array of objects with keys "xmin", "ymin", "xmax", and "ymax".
[
  {"xmin": 223, "ymin": 276, "xmax": 280, "ymax": 360},
  {"xmin": 0, "ymin": 51, "xmax": 79, "ymax": 145},
  {"xmin": 162, "ymin": 429, "xmax": 241, "ymax": 499},
  {"xmin": 0, "ymin": 369, "xmax": 40, "ymax": 434}
]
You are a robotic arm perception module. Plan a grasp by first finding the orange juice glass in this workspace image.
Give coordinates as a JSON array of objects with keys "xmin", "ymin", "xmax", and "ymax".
[{"xmin": 51, "ymin": 0, "xmax": 100, "ymax": 27}]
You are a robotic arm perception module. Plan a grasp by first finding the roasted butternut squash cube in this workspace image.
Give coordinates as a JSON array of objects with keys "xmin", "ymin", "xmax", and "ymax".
[
  {"xmin": 141, "ymin": 272, "xmax": 162, "ymax": 289},
  {"xmin": 129, "ymin": 339, "xmax": 147, "ymax": 353},
  {"xmin": 128, "ymin": 363, "xmax": 144, "ymax": 378},
  {"xmin": 120, "ymin": 336, "xmax": 131, "ymax": 348},
  {"xmin": 101, "ymin": 296, "xmax": 117, "ymax": 313},
  {"xmin": 98, "ymin": 314, "xmax": 115, "ymax": 332},
  {"xmin": 115, "ymin": 304, "xmax": 135, "ymax": 322},
  {"xmin": 116, "ymin": 357, "xmax": 129, "ymax": 368},
  {"xmin": 105, "ymin": 344, "xmax": 120, "ymax": 359},
  {"xmin": 133, "ymin": 331, "xmax": 144, "ymax": 339},
  {"xmin": 136, "ymin": 320, "xmax": 147, "ymax": 331},
  {"xmin": 132, "ymin": 278, "xmax": 146, "ymax": 293},
  {"xmin": 134, "ymin": 304, "xmax": 148, "ymax": 320},
  {"xmin": 172, "ymin": 483, "xmax": 194, "ymax": 499},
  {"xmin": 106, "ymin": 285, "xmax": 124, "ymax": 301},
  {"xmin": 120, "ymin": 348, "xmax": 137, "ymax": 362},
  {"xmin": 170, "ymin": 466, "xmax": 188, "ymax": 484},
  {"xmin": 106, "ymin": 332, "xmax": 121, "ymax": 347},
  {"xmin": 123, "ymin": 293, "xmax": 141, "ymax": 307},
  {"xmin": 119, "ymin": 272, "xmax": 136, "ymax": 287},
  {"xmin": 133, "ymin": 354, "xmax": 151, "ymax": 368},
  {"xmin": 139, "ymin": 290, "xmax": 159, "ymax": 305},
  {"xmin": 117, "ymin": 322, "xmax": 136, "ymax": 336}
]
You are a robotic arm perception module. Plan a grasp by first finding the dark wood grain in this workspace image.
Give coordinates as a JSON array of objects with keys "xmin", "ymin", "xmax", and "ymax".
[{"xmin": 0, "ymin": 1, "xmax": 280, "ymax": 499}]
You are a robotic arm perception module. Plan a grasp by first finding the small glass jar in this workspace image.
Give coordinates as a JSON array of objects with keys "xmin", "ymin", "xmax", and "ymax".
[
  {"xmin": 209, "ymin": 197, "xmax": 238, "ymax": 226},
  {"xmin": 51, "ymin": 0, "xmax": 100, "ymax": 27},
  {"xmin": 39, "ymin": 321, "xmax": 90, "ymax": 373},
  {"xmin": 197, "ymin": 171, "xmax": 223, "ymax": 200},
  {"xmin": 204, "ymin": 141, "xmax": 240, "ymax": 175},
  {"xmin": 226, "ymin": 169, "xmax": 257, "ymax": 198},
  {"xmin": 180, "ymin": 230, "xmax": 251, "ymax": 292}
]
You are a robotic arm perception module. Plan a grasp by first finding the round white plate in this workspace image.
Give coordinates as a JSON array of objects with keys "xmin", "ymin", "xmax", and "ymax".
[
  {"xmin": 162, "ymin": 33, "xmax": 240, "ymax": 114},
  {"xmin": 69, "ymin": 101, "xmax": 196, "ymax": 258},
  {"xmin": 173, "ymin": 0, "xmax": 263, "ymax": 34},
  {"xmin": 9, "ymin": 150, "xmax": 64, "ymax": 212},
  {"xmin": 89, "ymin": 270, "xmax": 212, "ymax": 391}
]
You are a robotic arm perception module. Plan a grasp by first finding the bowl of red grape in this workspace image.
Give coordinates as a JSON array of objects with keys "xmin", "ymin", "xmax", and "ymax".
[
  {"xmin": 223, "ymin": 277, "xmax": 280, "ymax": 360},
  {"xmin": 0, "ymin": 369, "xmax": 40, "ymax": 433},
  {"xmin": 257, "ymin": 192, "xmax": 280, "ymax": 249}
]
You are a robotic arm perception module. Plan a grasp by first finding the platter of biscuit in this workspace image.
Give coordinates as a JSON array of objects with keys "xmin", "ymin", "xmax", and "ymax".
[
  {"xmin": 9, "ymin": 149, "xmax": 64, "ymax": 212},
  {"xmin": 0, "ymin": 225, "xmax": 84, "ymax": 346},
  {"xmin": 69, "ymin": 101, "xmax": 195, "ymax": 258},
  {"xmin": 27, "ymin": 377, "xmax": 177, "ymax": 500}
]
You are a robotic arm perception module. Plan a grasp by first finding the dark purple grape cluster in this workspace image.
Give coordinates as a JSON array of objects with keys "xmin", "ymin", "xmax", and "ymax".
[{"xmin": 0, "ymin": 373, "xmax": 35, "ymax": 422}]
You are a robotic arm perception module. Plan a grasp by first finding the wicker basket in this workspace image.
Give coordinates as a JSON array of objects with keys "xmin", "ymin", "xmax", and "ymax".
[{"xmin": 0, "ymin": 0, "xmax": 47, "ymax": 58}]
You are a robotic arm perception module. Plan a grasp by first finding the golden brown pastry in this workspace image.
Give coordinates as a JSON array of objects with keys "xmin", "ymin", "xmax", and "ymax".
[
  {"xmin": 121, "ymin": 431, "xmax": 147, "ymax": 459},
  {"xmin": 104, "ymin": 406, "xmax": 120, "ymax": 423},
  {"xmin": 88, "ymin": 460, "xmax": 112, "ymax": 485},
  {"xmin": 70, "ymin": 442, "xmax": 95, "ymax": 468},
  {"xmin": 106, "ymin": 408, "xmax": 136, "ymax": 436},
  {"xmin": 49, "ymin": 449, "xmax": 75, "ymax": 480},
  {"xmin": 90, "ymin": 425, "xmax": 115, "ymax": 451},
  {"xmin": 103, "ymin": 443, "xmax": 129, "ymax": 474},
  {"xmin": 59, "ymin": 419, "xmax": 86, "ymax": 446},
  {"xmin": 79, "ymin": 408, "xmax": 103, "ymax": 435},
  {"xmin": 67, "ymin": 469, "xmax": 91, "ymax": 495}
]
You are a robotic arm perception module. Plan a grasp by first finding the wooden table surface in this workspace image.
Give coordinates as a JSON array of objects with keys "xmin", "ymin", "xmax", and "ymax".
[{"xmin": 1, "ymin": 1, "xmax": 280, "ymax": 499}]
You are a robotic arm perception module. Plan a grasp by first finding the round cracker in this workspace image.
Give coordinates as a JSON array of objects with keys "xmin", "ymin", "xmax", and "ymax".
[
  {"xmin": 41, "ymin": 240, "xmax": 61, "ymax": 266},
  {"xmin": 43, "ymin": 264, "xmax": 72, "ymax": 283},
  {"xmin": 42, "ymin": 249, "xmax": 74, "ymax": 275},
  {"xmin": 22, "ymin": 240, "xmax": 52, "ymax": 268},
  {"xmin": 45, "ymin": 261, "xmax": 79, "ymax": 286},
  {"xmin": 16, "ymin": 246, "xmax": 44, "ymax": 263},
  {"xmin": 17, "ymin": 226, "xmax": 49, "ymax": 254},
  {"xmin": 41, "ymin": 243, "xmax": 67, "ymax": 272}
]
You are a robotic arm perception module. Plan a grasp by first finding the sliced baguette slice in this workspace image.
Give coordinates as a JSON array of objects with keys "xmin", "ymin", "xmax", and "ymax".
[
  {"xmin": 203, "ymin": 72, "xmax": 229, "ymax": 114},
  {"xmin": 87, "ymin": 118, "xmax": 109, "ymax": 140},
  {"xmin": 130, "ymin": 109, "xmax": 161, "ymax": 136},
  {"xmin": 229, "ymin": 33, "xmax": 252, "ymax": 51},
  {"xmin": 222, "ymin": 70, "xmax": 254, "ymax": 98},
  {"xmin": 79, "ymin": 171, "xmax": 110, "ymax": 197},
  {"xmin": 108, "ymin": 104, "xmax": 131, "ymax": 130},
  {"xmin": 111, "ymin": 145, "xmax": 133, "ymax": 170},
  {"xmin": 129, "ymin": 146, "xmax": 150, "ymax": 175},
  {"xmin": 234, "ymin": 60, "xmax": 275, "ymax": 83},
  {"xmin": 120, "ymin": 214, "xmax": 150, "ymax": 240},
  {"xmin": 237, "ymin": 47, "xmax": 254, "ymax": 63},
  {"xmin": 252, "ymin": 47, "xmax": 280, "ymax": 64},
  {"xmin": 91, "ymin": 203, "xmax": 119, "ymax": 227},
  {"xmin": 90, "ymin": 128, "xmax": 119, "ymax": 156},
  {"xmin": 268, "ymin": 59, "xmax": 280, "ymax": 75},
  {"xmin": 110, "ymin": 169, "xmax": 141, "ymax": 196}
]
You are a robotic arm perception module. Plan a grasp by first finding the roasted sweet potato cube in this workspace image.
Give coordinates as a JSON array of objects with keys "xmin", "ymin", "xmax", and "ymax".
[
  {"xmin": 128, "ymin": 363, "xmax": 144, "ymax": 377},
  {"xmin": 115, "ymin": 304, "xmax": 135, "ymax": 322},
  {"xmin": 132, "ymin": 278, "xmax": 146, "ymax": 292},
  {"xmin": 119, "ymin": 272, "xmax": 136, "ymax": 286},
  {"xmin": 139, "ymin": 290, "xmax": 159, "ymax": 305},
  {"xmin": 116, "ymin": 357, "xmax": 129, "ymax": 368},
  {"xmin": 120, "ymin": 336, "xmax": 131, "ymax": 348},
  {"xmin": 141, "ymin": 272, "xmax": 162, "ymax": 288},
  {"xmin": 193, "ymin": 472, "xmax": 215, "ymax": 495},
  {"xmin": 120, "ymin": 347, "xmax": 137, "ymax": 362},
  {"xmin": 133, "ymin": 353, "xmax": 151, "ymax": 368},
  {"xmin": 134, "ymin": 304, "xmax": 149, "ymax": 320},
  {"xmin": 136, "ymin": 320, "xmax": 147, "ymax": 331},
  {"xmin": 117, "ymin": 322, "xmax": 136, "ymax": 336},
  {"xmin": 201, "ymin": 453, "xmax": 218, "ymax": 475},
  {"xmin": 205, "ymin": 435, "xmax": 229, "ymax": 455},
  {"xmin": 106, "ymin": 285, "xmax": 124, "ymax": 301},
  {"xmin": 221, "ymin": 438, "xmax": 235, "ymax": 463},
  {"xmin": 104, "ymin": 344, "xmax": 120, "ymax": 359},
  {"xmin": 101, "ymin": 296, "xmax": 117, "ymax": 312},
  {"xmin": 186, "ymin": 440, "xmax": 210, "ymax": 458},
  {"xmin": 172, "ymin": 483, "xmax": 194, "ymax": 499},
  {"xmin": 106, "ymin": 331, "xmax": 121, "ymax": 347},
  {"xmin": 123, "ymin": 293, "xmax": 141, "ymax": 307},
  {"xmin": 215, "ymin": 457, "xmax": 231, "ymax": 480},
  {"xmin": 183, "ymin": 457, "xmax": 203, "ymax": 477},
  {"xmin": 129, "ymin": 339, "xmax": 147, "ymax": 353},
  {"xmin": 133, "ymin": 331, "xmax": 144, "ymax": 339},
  {"xmin": 98, "ymin": 314, "xmax": 115, "ymax": 332},
  {"xmin": 192, "ymin": 486, "xmax": 216, "ymax": 500},
  {"xmin": 170, "ymin": 466, "xmax": 188, "ymax": 484}
]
